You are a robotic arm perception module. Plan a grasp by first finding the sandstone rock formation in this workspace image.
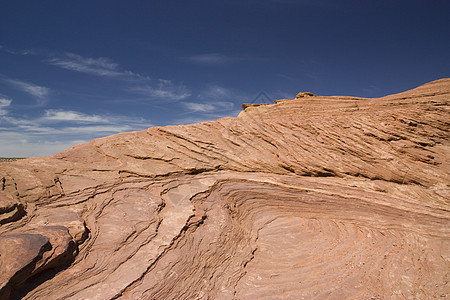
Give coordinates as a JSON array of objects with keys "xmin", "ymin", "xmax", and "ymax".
[
  {"xmin": 295, "ymin": 91, "xmax": 316, "ymax": 98},
  {"xmin": 0, "ymin": 79, "xmax": 449, "ymax": 299},
  {"xmin": 241, "ymin": 103, "xmax": 270, "ymax": 110}
]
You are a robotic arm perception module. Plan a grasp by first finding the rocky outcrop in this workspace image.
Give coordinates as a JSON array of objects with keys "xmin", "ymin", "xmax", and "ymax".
[
  {"xmin": 295, "ymin": 91, "xmax": 316, "ymax": 98},
  {"xmin": 0, "ymin": 79, "xmax": 449, "ymax": 299},
  {"xmin": 241, "ymin": 103, "xmax": 270, "ymax": 110}
]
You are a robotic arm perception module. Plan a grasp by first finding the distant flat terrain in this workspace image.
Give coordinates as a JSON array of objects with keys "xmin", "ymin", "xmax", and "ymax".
[{"xmin": 0, "ymin": 158, "xmax": 26, "ymax": 162}]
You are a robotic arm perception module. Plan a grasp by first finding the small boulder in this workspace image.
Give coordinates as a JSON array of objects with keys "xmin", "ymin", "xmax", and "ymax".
[
  {"xmin": 0, "ymin": 233, "xmax": 50, "ymax": 299},
  {"xmin": 0, "ymin": 191, "xmax": 25, "ymax": 225}
]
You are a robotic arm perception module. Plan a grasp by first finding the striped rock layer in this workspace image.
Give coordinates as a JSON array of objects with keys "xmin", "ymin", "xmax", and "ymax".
[{"xmin": 0, "ymin": 79, "xmax": 449, "ymax": 299}]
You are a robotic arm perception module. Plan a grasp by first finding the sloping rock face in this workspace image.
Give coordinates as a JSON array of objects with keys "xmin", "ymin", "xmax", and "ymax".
[{"xmin": 0, "ymin": 79, "xmax": 449, "ymax": 299}]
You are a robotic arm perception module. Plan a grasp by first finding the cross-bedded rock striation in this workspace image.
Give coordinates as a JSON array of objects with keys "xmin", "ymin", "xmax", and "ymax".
[{"xmin": 0, "ymin": 79, "xmax": 449, "ymax": 299}]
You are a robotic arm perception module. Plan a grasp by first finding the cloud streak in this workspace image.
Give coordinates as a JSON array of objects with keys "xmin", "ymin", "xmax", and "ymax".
[
  {"xmin": 42, "ymin": 110, "xmax": 108, "ymax": 123},
  {"xmin": 0, "ymin": 98, "xmax": 12, "ymax": 116},
  {"xmin": 187, "ymin": 53, "xmax": 234, "ymax": 64},
  {"xmin": 0, "ymin": 108, "xmax": 152, "ymax": 157},
  {"xmin": 197, "ymin": 84, "xmax": 242, "ymax": 102},
  {"xmin": 182, "ymin": 101, "xmax": 234, "ymax": 112},
  {"xmin": 47, "ymin": 53, "xmax": 124, "ymax": 77},
  {"xmin": 0, "ymin": 131, "xmax": 89, "ymax": 158},
  {"xmin": 0, "ymin": 45, "xmax": 38, "ymax": 56},
  {"xmin": 3, "ymin": 78, "xmax": 50, "ymax": 99},
  {"xmin": 130, "ymin": 79, "xmax": 191, "ymax": 101},
  {"xmin": 46, "ymin": 52, "xmax": 192, "ymax": 100}
]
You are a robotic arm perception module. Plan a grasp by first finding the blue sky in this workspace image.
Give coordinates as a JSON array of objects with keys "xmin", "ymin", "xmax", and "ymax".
[{"xmin": 1, "ymin": 0, "xmax": 449, "ymax": 157}]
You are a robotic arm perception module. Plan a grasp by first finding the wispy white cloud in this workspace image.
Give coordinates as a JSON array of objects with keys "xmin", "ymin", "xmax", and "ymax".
[
  {"xmin": 0, "ymin": 98, "xmax": 12, "ymax": 116},
  {"xmin": 187, "ymin": 53, "xmax": 234, "ymax": 64},
  {"xmin": 3, "ymin": 108, "xmax": 148, "ymax": 128},
  {"xmin": 182, "ymin": 101, "xmax": 234, "ymax": 112},
  {"xmin": 19, "ymin": 49, "xmax": 37, "ymax": 55},
  {"xmin": 55, "ymin": 125, "xmax": 136, "ymax": 134},
  {"xmin": 42, "ymin": 110, "xmax": 108, "ymax": 123},
  {"xmin": 0, "ymin": 45, "xmax": 37, "ymax": 55},
  {"xmin": 46, "ymin": 52, "xmax": 191, "ymax": 101},
  {"xmin": 174, "ymin": 84, "xmax": 238, "ymax": 124},
  {"xmin": 130, "ymin": 79, "xmax": 191, "ymax": 100},
  {"xmin": 182, "ymin": 102, "xmax": 216, "ymax": 112},
  {"xmin": 198, "ymin": 84, "xmax": 240, "ymax": 101},
  {"xmin": 3, "ymin": 78, "xmax": 50, "ymax": 99},
  {"xmin": 0, "ymin": 108, "xmax": 152, "ymax": 157},
  {"xmin": 47, "ymin": 52, "xmax": 124, "ymax": 77},
  {"xmin": 0, "ymin": 131, "xmax": 88, "ymax": 157}
]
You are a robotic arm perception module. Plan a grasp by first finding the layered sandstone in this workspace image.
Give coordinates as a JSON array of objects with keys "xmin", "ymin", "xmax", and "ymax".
[{"xmin": 0, "ymin": 79, "xmax": 449, "ymax": 299}]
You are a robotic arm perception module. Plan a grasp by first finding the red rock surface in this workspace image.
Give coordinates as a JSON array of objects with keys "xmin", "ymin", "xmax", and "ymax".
[{"xmin": 0, "ymin": 79, "xmax": 449, "ymax": 299}]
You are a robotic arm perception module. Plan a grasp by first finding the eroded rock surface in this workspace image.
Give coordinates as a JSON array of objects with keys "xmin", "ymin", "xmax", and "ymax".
[
  {"xmin": 295, "ymin": 91, "xmax": 316, "ymax": 98},
  {"xmin": 0, "ymin": 79, "xmax": 449, "ymax": 299}
]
